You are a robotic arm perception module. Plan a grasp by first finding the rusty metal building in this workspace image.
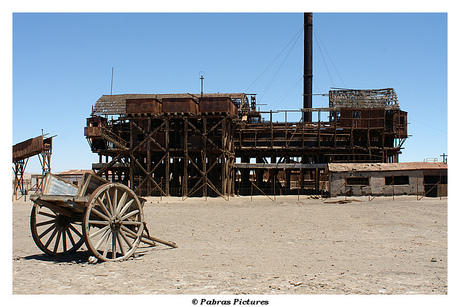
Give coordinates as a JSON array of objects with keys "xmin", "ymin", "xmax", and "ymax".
[{"xmin": 84, "ymin": 87, "xmax": 408, "ymax": 197}]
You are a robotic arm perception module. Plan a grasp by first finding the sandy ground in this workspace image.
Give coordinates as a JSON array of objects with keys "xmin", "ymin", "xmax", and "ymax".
[{"xmin": 12, "ymin": 195, "xmax": 447, "ymax": 295}]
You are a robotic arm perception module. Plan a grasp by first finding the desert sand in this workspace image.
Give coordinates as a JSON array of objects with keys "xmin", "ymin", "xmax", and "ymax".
[{"xmin": 12, "ymin": 195, "xmax": 447, "ymax": 295}]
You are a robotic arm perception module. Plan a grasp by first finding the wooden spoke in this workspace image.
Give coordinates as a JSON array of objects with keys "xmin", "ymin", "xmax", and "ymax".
[
  {"xmin": 90, "ymin": 225, "xmax": 110, "ymax": 239},
  {"xmin": 44, "ymin": 227, "xmax": 59, "ymax": 249},
  {"xmin": 30, "ymin": 204, "xmax": 84, "ymax": 256},
  {"xmin": 95, "ymin": 228, "xmax": 111, "ymax": 250},
  {"xmin": 38, "ymin": 211, "xmax": 56, "ymax": 219},
  {"xmin": 112, "ymin": 231, "xmax": 117, "ymax": 259},
  {"xmin": 90, "ymin": 206, "xmax": 110, "ymax": 221},
  {"xmin": 61, "ymin": 230, "xmax": 67, "ymax": 252},
  {"xmin": 120, "ymin": 209, "xmax": 140, "ymax": 221},
  {"xmin": 68, "ymin": 223, "xmax": 83, "ymax": 239},
  {"xmin": 116, "ymin": 231, "xmax": 127, "ymax": 256},
  {"xmin": 102, "ymin": 232, "xmax": 111, "ymax": 258},
  {"xmin": 36, "ymin": 219, "xmax": 55, "ymax": 228},
  {"xmin": 118, "ymin": 228, "xmax": 133, "ymax": 249},
  {"xmin": 116, "ymin": 191, "xmax": 128, "ymax": 215},
  {"xmin": 119, "ymin": 199, "xmax": 135, "ymax": 218},
  {"xmin": 65, "ymin": 228, "xmax": 76, "ymax": 246},
  {"xmin": 38, "ymin": 223, "xmax": 56, "ymax": 240},
  {"xmin": 105, "ymin": 190, "xmax": 114, "ymax": 215},
  {"xmin": 88, "ymin": 220, "xmax": 110, "ymax": 226},
  {"xmin": 84, "ymin": 183, "xmax": 144, "ymax": 262},
  {"xmin": 96, "ymin": 198, "xmax": 112, "ymax": 219},
  {"xmin": 52, "ymin": 229, "xmax": 61, "ymax": 253},
  {"xmin": 120, "ymin": 221, "xmax": 143, "ymax": 226},
  {"xmin": 112, "ymin": 188, "xmax": 118, "ymax": 216}
]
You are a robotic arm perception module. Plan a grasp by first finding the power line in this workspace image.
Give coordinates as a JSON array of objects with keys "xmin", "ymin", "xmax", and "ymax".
[
  {"xmin": 270, "ymin": 75, "xmax": 303, "ymax": 110},
  {"xmin": 259, "ymin": 28, "xmax": 303, "ymax": 103},
  {"xmin": 410, "ymin": 118, "xmax": 447, "ymax": 134},
  {"xmin": 245, "ymin": 25, "xmax": 304, "ymax": 95},
  {"xmin": 313, "ymin": 26, "xmax": 347, "ymax": 88},
  {"xmin": 341, "ymin": 45, "xmax": 446, "ymax": 113}
]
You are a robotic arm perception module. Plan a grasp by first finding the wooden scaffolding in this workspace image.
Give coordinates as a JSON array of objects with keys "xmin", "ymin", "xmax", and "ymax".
[{"xmin": 85, "ymin": 89, "xmax": 408, "ymax": 197}]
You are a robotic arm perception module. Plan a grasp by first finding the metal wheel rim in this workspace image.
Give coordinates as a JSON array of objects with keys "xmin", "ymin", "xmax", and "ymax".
[
  {"xmin": 30, "ymin": 203, "xmax": 84, "ymax": 256},
  {"xmin": 83, "ymin": 183, "xmax": 144, "ymax": 262}
]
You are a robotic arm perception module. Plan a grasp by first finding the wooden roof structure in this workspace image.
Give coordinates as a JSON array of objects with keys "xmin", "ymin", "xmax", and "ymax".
[{"xmin": 329, "ymin": 88, "xmax": 399, "ymax": 109}]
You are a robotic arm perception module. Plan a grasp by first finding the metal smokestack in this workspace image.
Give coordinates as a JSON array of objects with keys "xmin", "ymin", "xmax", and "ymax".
[{"xmin": 303, "ymin": 12, "xmax": 313, "ymax": 122}]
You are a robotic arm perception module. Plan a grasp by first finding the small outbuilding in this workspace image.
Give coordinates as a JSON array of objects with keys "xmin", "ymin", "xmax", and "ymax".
[{"xmin": 328, "ymin": 162, "xmax": 447, "ymax": 197}]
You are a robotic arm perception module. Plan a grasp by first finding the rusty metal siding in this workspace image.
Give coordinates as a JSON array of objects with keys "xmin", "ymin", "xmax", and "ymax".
[
  {"xmin": 87, "ymin": 116, "xmax": 107, "ymax": 127},
  {"xmin": 13, "ymin": 135, "xmax": 44, "ymax": 161},
  {"xmin": 339, "ymin": 108, "xmax": 385, "ymax": 129},
  {"xmin": 394, "ymin": 110, "xmax": 408, "ymax": 138},
  {"xmin": 162, "ymin": 98, "xmax": 198, "ymax": 114},
  {"xmin": 126, "ymin": 98, "xmax": 162, "ymax": 114},
  {"xmin": 199, "ymin": 97, "xmax": 237, "ymax": 115},
  {"xmin": 84, "ymin": 126, "xmax": 102, "ymax": 137}
]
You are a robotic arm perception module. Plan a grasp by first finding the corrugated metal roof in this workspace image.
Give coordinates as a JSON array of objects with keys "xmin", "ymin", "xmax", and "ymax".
[{"xmin": 327, "ymin": 162, "xmax": 447, "ymax": 172}]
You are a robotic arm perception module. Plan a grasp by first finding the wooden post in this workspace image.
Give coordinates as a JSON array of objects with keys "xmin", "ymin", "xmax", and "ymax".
[
  {"xmin": 367, "ymin": 127, "xmax": 371, "ymax": 160},
  {"xmin": 285, "ymin": 111, "xmax": 288, "ymax": 148},
  {"xmin": 333, "ymin": 112, "xmax": 337, "ymax": 150},
  {"xmin": 298, "ymin": 176, "xmax": 300, "ymax": 202},
  {"xmin": 439, "ymin": 173, "xmax": 442, "ymax": 200},
  {"xmin": 222, "ymin": 118, "xmax": 227, "ymax": 195},
  {"xmin": 392, "ymin": 175, "xmax": 395, "ymax": 201},
  {"xmin": 317, "ymin": 110, "xmax": 320, "ymax": 148},
  {"xmin": 315, "ymin": 168, "xmax": 319, "ymax": 195},
  {"xmin": 270, "ymin": 110, "xmax": 274, "ymax": 148},
  {"xmin": 129, "ymin": 121, "xmax": 134, "ymax": 190},
  {"xmin": 184, "ymin": 117, "xmax": 189, "ymax": 197},
  {"xmin": 147, "ymin": 117, "xmax": 151, "ymax": 195},
  {"xmin": 165, "ymin": 118, "xmax": 170, "ymax": 196},
  {"xmin": 203, "ymin": 118, "xmax": 207, "ymax": 198}
]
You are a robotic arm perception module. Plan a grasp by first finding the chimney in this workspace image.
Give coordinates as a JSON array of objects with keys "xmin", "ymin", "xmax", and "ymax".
[{"xmin": 303, "ymin": 12, "xmax": 313, "ymax": 122}]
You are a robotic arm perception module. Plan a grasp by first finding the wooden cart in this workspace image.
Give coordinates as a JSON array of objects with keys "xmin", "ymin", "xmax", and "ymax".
[{"xmin": 29, "ymin": 173, "xmax": 177, "ymax": 262}]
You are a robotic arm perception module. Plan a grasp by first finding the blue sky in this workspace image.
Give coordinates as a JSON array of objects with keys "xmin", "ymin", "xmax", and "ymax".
[{"xmin": 12, "ymin": 12, "xmax": 448, "ymax": 173}]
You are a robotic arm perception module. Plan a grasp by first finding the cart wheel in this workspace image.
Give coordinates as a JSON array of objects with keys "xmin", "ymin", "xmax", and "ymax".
[
  {"xmin": 83, "ymin": 183, "xmax": 144, "ymax": 262},
  {"xmin": 30, "ymin": 203, "xmax": 84, "ymax": 256}
]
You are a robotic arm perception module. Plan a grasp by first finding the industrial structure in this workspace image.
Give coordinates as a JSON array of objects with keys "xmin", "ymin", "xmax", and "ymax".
[
  {"xmin": 83, "ymin": 13, "xmax": 410, "ymax": 197},
  {"xmin": 84, "ymin": 87, "xmax": 408, "ymax": 197},
  {"xmin": 12, "ymin": 134, "xmax": 54, "ymax": 198}
]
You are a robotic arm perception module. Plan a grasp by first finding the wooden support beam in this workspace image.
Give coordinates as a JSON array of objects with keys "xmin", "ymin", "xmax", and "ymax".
[{"xmin": 165, "ymin": 118, "xmax": 170, "ymax": 196}]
